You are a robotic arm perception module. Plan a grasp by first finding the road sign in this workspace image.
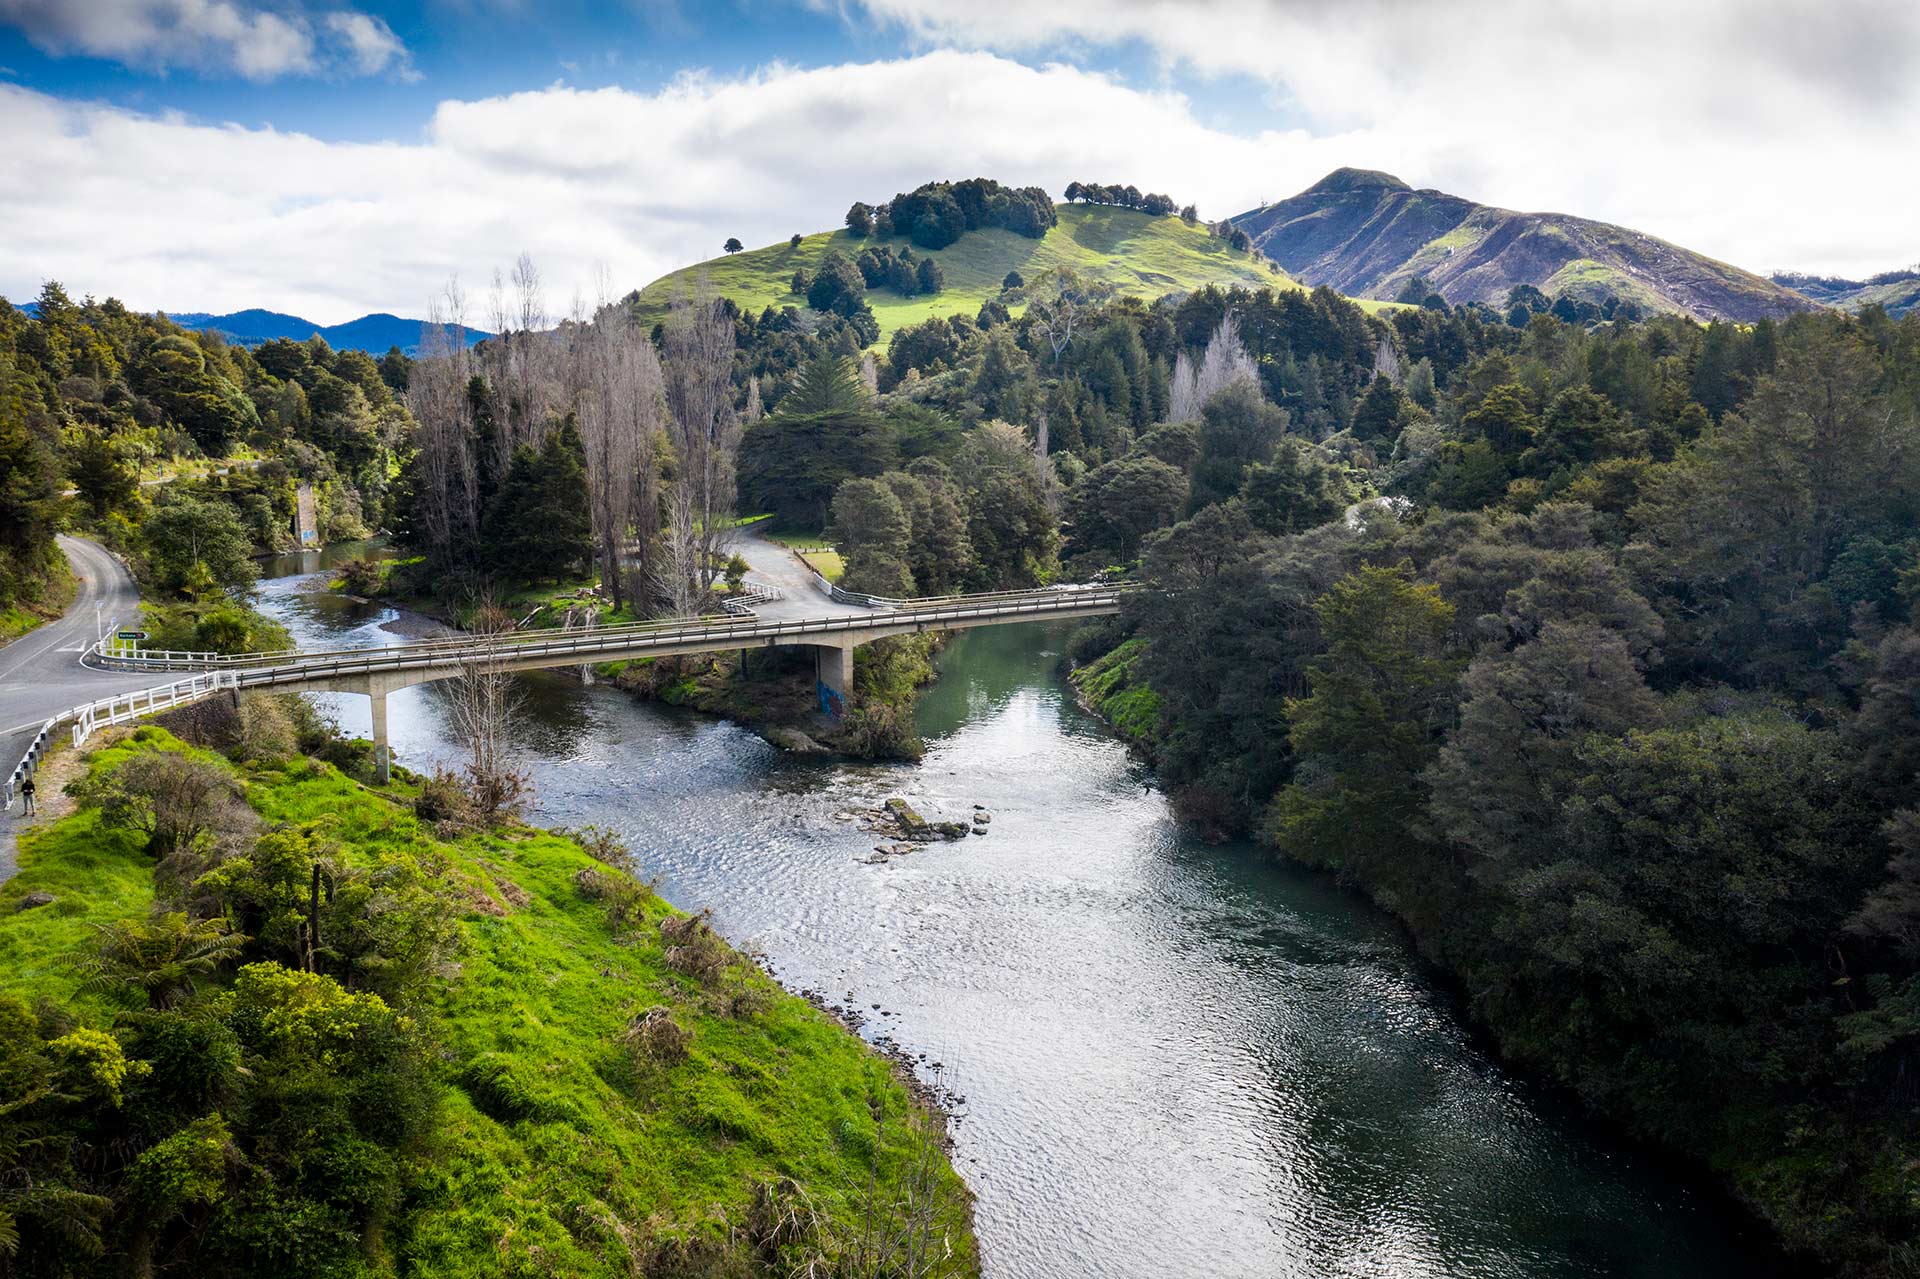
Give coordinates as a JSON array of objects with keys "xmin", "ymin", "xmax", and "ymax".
[{"xmin": 116, "ymin": 630, "xmax": 147, "ymax": 641}]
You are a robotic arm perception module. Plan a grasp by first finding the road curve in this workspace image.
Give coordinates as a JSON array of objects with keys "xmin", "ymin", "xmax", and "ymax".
[
  {"xmin": 730, "ymin": 526, "xmax": 870, "ymax": 622},
  {"xmin": 0, "ymin": 536, "xmax": 165, "ymax": 878}
]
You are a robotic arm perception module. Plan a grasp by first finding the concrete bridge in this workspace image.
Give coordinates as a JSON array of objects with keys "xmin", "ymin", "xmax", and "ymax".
[{"xmin": 78, "ymin": 584, "xmax": 1128, "ymax": 782}]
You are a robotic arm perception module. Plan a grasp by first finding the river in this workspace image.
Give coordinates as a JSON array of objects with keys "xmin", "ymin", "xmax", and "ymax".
[{"xmin": 256, "ymin": 546, "xmax": 1780, "ymax": 1279}]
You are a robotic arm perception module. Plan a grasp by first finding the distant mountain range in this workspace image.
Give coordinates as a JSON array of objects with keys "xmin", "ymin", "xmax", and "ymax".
[
  {"xmin": 7, "ymin": 300, "xmax": 488, "ymax": 355},
  {"xmin": 1770, "ymin": 269, "xmax": 1920, "ymax": 318},
  {"xmin": 1233, "ymin": 169, "xmax": 1818, "ymax": 322},
  {"xmin": 161, "ymin": 308, "xmax": 490, "ymax": 354}
]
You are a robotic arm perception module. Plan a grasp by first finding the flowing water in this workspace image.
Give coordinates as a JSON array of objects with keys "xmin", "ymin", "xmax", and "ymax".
[{"xmin": 258, "ymin": 545, "xmax": 1780, "ymax": 1279}]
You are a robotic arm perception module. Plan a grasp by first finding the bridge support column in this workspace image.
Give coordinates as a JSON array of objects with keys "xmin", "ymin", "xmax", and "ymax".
[
  {"xmin": 368, "ymin": 687, "xmax": 391, "ymax": 785},
  {"xmin": 812, "ymin": 640, "xmax": 855, "ymax": 718}
]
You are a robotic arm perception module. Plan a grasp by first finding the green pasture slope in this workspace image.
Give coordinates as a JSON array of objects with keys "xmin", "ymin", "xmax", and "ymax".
[
  {"xmin": 0, "ymin": 728, "xmax": 975, "ymax": 1275},
  {"xmin": 635, "ymin": 204, "xmax": 1300, "ymax": 342}
]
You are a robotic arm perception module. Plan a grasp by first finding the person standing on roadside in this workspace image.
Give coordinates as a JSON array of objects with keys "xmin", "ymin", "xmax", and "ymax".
[{"xmin": 19, "ymin": 775, "xmax": 35, "ymax": 816}]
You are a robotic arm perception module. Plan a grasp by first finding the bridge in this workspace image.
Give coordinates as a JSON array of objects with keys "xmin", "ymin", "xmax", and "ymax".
[{"xmin": 65, "ymin": 583, "xmax": 1128, "ymax": 785}]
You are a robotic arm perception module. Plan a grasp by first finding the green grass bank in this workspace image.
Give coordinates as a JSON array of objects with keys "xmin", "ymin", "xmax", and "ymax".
[{"xmin": 0, "ymin": 719, "xmax": 975, "ymax": 1277}]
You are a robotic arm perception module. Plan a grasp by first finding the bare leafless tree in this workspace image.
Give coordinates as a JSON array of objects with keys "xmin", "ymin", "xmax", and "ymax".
[
  {"xmin": 571, "ymin": 280, "xmax": 668, "ymax": 613},
  {"xmin": 1373, "ymin": 334, "xmax": 1403, "ymax": 386},
  {"xmin": 407, "ymin": 278, "xmax": 481, "ymax": 572},
  {"xmin": 1033, "ymin": 409, "xmax": 1061, "ymax": 515},
  {"xmin": 444, "ymin": 599, "xmax": 528, "ymax": 825},
  {"xmin": 478, "ymin": 252, "xmax": 563, "ymax": 460},
  {"xmin": 512, "ymin": 253, "xmax": 546, "ymax": 336},
  {"xmin": 1168, "ymin": 311, "xmax": 1260, "ymax": 424},
  {"xmin": 841, "ymin": 1082, "xmax": 967, "ymax": 1279},
  {"xmin": 662, "ymin": 283, "xmax": 739, "ymax": 602},
  {"xmin": 630, "ymin": 425, "xmax": 664, "ymax": 614},
  {"xmin": 653, "ymin": 482, "xmax": 701, "ymax": 617}
]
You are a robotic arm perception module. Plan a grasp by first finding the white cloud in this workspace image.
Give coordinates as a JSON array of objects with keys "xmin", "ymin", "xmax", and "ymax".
[
  {"xmin": 323, "ymin": 11, "xmax": 416, "ymax": 80},
  {"xmin": 0, "ymin": 44, "xmax": 1911, "ymax": 325},
  {"xmin": 0, "ymin": 0, "xmax": 415, "ymax": 81},
  {"xmin": 826, "ymin": 0, "xmax": 1920, "ymax": 276},
  {"xmin": 0, "ymin": 54, "xmax": 1365, "ymax": 322}
]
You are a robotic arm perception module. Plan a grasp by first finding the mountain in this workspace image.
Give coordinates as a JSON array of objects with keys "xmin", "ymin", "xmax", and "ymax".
[
  {"xmin": 633, "ymin": 204, "xmax": 1302, "ymax": 343},
  {"xmin": 1232, "ymin": 169, "xmax": 1816, "ymax": 322},
  {"xmin": 162, "ymin": 308, "xmax": 490, "ymax": 354},
  {"xmin": 6, "ymin": 299, "xmax": 486, "ymax": 354},
  {"xmin": 1771, "ymin": 268, "xmax": 1920, "ymax": 317}
]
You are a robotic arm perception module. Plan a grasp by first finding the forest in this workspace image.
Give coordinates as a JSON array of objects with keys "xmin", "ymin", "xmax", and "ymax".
[
  {"xmin": 1067, "ymin": 295, "xmax": 1920, "ymax": 1275},
  {"xmin": 0, "ymin": 283, "xmax": 406, "ymax": 651}
]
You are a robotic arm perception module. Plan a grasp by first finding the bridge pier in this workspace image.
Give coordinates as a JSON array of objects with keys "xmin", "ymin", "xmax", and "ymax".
[
  {"xmin": 368, "ymin": 686, "xmax": 391, "ymax": 785},
  {"xmin": 812, "ymin": 640, "xmax": 855, "ymax": 718}
]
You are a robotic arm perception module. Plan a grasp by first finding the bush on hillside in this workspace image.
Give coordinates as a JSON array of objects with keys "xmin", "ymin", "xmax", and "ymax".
[
  {"xmin": 71, "ymin": 745, "xmax": 255, "ymax": 862},
  {"xmin": 622, "ymin": 1006, "xmax": 691, "ymax": 1065},
  {"xmin": 660, "ymin": 910, "xmax": 729, "ymax": 985}
]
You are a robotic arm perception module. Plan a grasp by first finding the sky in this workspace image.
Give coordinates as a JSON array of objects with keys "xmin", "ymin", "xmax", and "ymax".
[{"xmin": 0, "ymin": 0, "xmax": 1915, "ymax": 325}]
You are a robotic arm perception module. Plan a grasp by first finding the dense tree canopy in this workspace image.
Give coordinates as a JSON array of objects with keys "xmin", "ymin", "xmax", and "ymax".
[{"xmin": 1076, "ymin": 302, "xmax": 1920, "ymax": 1274}]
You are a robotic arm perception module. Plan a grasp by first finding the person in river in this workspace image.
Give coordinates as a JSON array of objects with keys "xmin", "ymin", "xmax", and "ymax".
[{"xmin": 19, "ymin": 775, "xmax": 35, "ymax": 816}]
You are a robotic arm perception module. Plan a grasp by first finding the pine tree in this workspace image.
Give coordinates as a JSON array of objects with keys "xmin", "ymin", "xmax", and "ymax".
[
  {"xmin": 1351, "ymin": 375, "xmax": 1405, "ymax": 440},
  {"xmin": 481, "ymin": 419, "xmax": 592, "ymax": 582}
]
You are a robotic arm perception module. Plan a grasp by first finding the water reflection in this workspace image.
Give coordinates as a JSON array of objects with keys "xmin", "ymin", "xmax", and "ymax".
[{"xmin": 252, "ymin": 553, "xmax": 1778, "ymax": 1279}]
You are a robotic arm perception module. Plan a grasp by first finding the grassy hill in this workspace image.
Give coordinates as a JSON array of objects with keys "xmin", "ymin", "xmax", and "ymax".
[
  {"xmin": 1234, "ymin": 168, "xmax": 1816, "ymax": 322},
  {"xmin": 634, "ymin": 205, "xmax": 1299, "ymax": 343},
  {"xmin": 0, "ymin": 725, "xmax": 974, "ymax": 1275}
]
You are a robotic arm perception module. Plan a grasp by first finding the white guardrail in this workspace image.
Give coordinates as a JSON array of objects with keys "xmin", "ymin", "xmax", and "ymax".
[
  {"xmin": 3, "ymin": 717, "xmax": 57, "ymax": 814},
  {"xmin": 69, "ymin": 671, "xmax": 242, "ymax": 749},
  {"xmin": 3, "ymin": 670, "xmax": 242, "ymax": 813},
  {"xmin": 720, "ymin": 581, "xmax": 783, "ymax": 616}
]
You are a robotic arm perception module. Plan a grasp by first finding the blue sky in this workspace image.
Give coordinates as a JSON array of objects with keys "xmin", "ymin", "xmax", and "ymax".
[
  {"xmin": 0, "ymin": 0, "xmax": 1913, "ymax": 321},
  {"xmin": 0, "ymin": 2, "xmax": 1291, "ymax": 145}
]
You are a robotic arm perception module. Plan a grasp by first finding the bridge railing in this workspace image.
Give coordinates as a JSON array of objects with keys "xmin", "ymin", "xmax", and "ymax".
[
  {"xmin": 87, "ymin": 585, "xmax": 1138, "ymax": 681},
  {"xmin": 211, "ymin": 588, "xmax": 1129, "ymax": 689},
  {"xmin": 86, "ymin": 608, "xmax": 747, "ymax": 671},
  {"xmin": 805, "ymin": 572, "xmax": 1121, "ymax": 612},
  {"xmin": 9, "ymin": 588, "xmax": 1133, "ymax": 803}
]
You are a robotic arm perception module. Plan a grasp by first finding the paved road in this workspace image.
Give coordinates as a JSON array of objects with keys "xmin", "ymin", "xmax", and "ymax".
[
  {"xmin": 730, "ymin": 527, "xmax": 869, "ymax": 622},
  {"xmin": 0, "ymin": 536, "xmax": 163, "ymax": 875}
]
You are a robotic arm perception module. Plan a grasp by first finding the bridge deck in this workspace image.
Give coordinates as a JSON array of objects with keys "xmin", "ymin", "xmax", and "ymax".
[{"xmin": 80, "ymin": 585, "xmax": 1129, "ymax": 708}]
